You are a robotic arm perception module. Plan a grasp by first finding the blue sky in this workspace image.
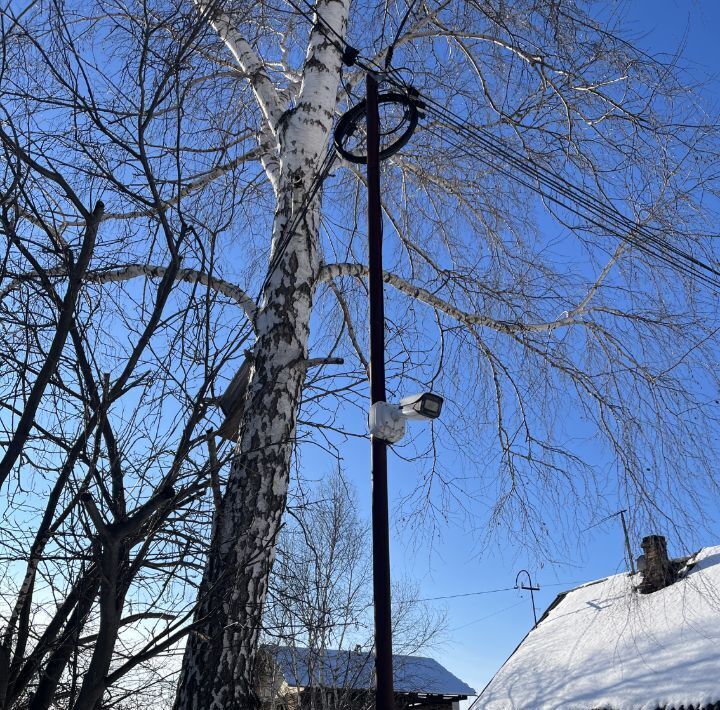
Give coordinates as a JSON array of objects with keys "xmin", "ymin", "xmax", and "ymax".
[
  {"xmin": 306, "ymin": 0, "xmax": 720, "ymax": 699},
  {"xmin": 4, "ymin": 0, "xmax": 719, "ymax": 702}
]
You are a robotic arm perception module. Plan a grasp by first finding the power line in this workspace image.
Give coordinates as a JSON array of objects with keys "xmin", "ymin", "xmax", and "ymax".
[
  {"xmin": 424, "ymin": 108, "xmax": 720, "ymax": 285},
  {"xmin": 386, "ymin": 76, "xmax": 720, "ymax": 288},
  {"xmin": 415, "ymin": 99, "xmax": 716, "ymax": 273},
  {"xmin": 449, "ymin": 600, "xmax": 526, "ymax": 632},
  {"xmin": 413, "ymin": 579, "xmax": 585, "ymax": 603},
  {"xmin": 582, "ymin": 510, "xmax": 626, "ymax": 532},
  {"xmin": 256, "ymin": 0, "xmax": 357, "ymax": 301},
  {"xmin": 414, "ymin": 586, "xmax": 516, "ymax": 602},
  {"xmin": 258, "ymin": 149, "xmax": 337, "ymax": 299},
  {"xmin": 420, "ymin": 119, "xmax": 719, "ymax": 287},
  {"xmin": 285, "ymin": 0, "xmax": 373, "ymax": 71},
  {"xmin": 294, "ymin": 0, "xmax": 347, "ymax": 46},
  {"xmin": 436, "ymin": 126, "xmax": 718, "ymax": 284},
  {"xmin": 280, "ymin": 4, "xmax": 720, "ymax": 290},
  {"xmin": 384, "ymin": 0, "xmax": 420, "ymax": 69},
  {"xmin": 282, "ymin": 0, "xmax": 345, "ymax": 56},
  {"xmin": 281, "ymin": 0, "xmax": 383, "ymax": 75}
]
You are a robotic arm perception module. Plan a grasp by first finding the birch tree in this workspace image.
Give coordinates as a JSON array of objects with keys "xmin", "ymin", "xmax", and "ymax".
[{"xmin": 2, "ymin": 0, "xmax": 720, "ymax": 708}]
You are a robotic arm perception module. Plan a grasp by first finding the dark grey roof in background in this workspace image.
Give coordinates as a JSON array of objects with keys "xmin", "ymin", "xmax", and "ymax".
[{"xmin": 268, "ymin": 646, "xmax": 475, "ymax": 696}]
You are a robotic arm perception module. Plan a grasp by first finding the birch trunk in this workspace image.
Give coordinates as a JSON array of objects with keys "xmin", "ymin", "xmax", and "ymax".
[{"xmin": 175, "ymin": 2, "xmax": 349, "ymax": 706}]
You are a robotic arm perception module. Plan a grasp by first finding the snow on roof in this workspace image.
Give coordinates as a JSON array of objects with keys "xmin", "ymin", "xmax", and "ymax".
[
  {"xmin": 474, "ymin": 545, "xmax": 720, "ymax": 710},
  {"xmin": 269, "ymin": 646, "xmax": 475, "ymax": 696}
]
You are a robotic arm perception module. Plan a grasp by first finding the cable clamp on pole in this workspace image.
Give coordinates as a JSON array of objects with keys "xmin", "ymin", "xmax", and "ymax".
[{"xmin": 342, "ymin": 45, "xmax": 359, "ymax": 66}]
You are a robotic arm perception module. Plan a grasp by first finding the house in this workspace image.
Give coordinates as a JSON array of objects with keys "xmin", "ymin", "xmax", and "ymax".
[
  {"xmin": 258, "ymin": 645, "xmax": 475, "ymax": 710},
  {"xmin": 472, "ymin": 536, "xmax": 720, "ymax": 710}
]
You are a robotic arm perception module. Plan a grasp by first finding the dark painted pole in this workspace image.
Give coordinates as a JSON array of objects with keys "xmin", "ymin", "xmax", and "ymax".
[
  {"xmin": 528, "ymin": 582, "xmax": 538, "ymax": 628},
  {"xmin": 515, "ymin": 570, "xmax": 540, "ymax": 628},
  {"xmin": 619, "ymin": 509, "xmax": 636, "ymax": 575},
  {"xmin": 366, "ymin": 72, "xmax": 394, "ymax": 710}
]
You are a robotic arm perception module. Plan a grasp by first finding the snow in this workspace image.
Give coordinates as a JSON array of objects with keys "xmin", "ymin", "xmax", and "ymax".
[
  {"xmin": 474, "ymin": 546, "xmax": 720, "ymax": 710},
  {"xmin": 270, "ymin": 646, "xmax": 475, "ymax": 695}
]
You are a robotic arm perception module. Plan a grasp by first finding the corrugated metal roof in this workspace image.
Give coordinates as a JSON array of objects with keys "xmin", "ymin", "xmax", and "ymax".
[{"xmin": 268, "ymin": 646, "xmax": 475, "ymax": 696}]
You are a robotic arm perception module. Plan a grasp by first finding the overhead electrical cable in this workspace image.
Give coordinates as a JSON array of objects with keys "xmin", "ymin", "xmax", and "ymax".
[
  {"xmin": 387, "ymin": 63, "xmax": 718, "ymax": 280},
  {"xmin": 419, "ymin": 103, "xmax": 718, "ymax": 275},
  {"xmin": 421, "ymin": 121, "xmax": 718, "ymax": 286},
  {"xmin": 283, "ymin": 2, "xmax": 720, "ymax": 289},
  {"xmin": 290, "ymin": 0, "xmax": 395, "ymax": 74},
  {"xmin": 413, "ymin": 579, "xmax": 587, "ymax": 604},
  {"xmin": 427, "ymin": 118, "xmax": 720, "ymax": 286},
  {"xmin": 407, "ymin": 86, "xmax": 713, "ymax": 262},
  {"xmin": 256, "ymin": 0, "xmax": 366, "ymax": 301},
  {"xmin": 385, "ymin": 76, "xmax": 720, "ymax": 287},
  {"xmin": 286, "ymin": 0, "xmax": 372, "ymax": 70},
  {"xmin": 384, "ymin": 0, "xmax": 421, "ymax": 69},
  {"xmin": 413, "ymin": 586, "xmax": 516, "ymax": 602},
  {"xmin": 449, "ymin": 601, "xmax": 526, "ymax": 632},
  {"xmin": 258, "ymin": 149, "xmax": 338, "ymax": 299},
  {"xmin": 283, "ymin": 0, "xmax": 345, "ymax": 55}
]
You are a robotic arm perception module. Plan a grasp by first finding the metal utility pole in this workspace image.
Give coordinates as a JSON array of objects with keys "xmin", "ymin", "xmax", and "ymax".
[
  {"xmin": 366, "ymin": 72, "xmax": 394, "ymax": 710},
  {"xmin": 515, "ymin": 570, "xmax": 540, "ymax": 628},
  {"xmin": 619, "ymin": 509, "xmax": 636, "ymax": 575}
]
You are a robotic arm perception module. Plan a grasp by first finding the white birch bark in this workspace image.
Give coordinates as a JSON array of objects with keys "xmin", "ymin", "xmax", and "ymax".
[{"xmin": 174, "ymin": 1, "xmax": 350, "ymax": 707}]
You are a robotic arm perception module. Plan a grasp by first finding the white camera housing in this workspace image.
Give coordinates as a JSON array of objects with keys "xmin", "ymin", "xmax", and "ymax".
[
  {"xmin": 368, "ymin": 402, "xmax": 406, "ymax": 443},
  {"xmin": 368, "ymin": 392, "xmax": 444, "ymax": 443},
  {"xmin": 399, "ymin": 392, "xmax": 444, "ymax": 421}
]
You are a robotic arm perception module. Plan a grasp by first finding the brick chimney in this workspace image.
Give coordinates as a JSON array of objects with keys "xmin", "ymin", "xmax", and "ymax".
[{"xmin": 637, "ymin": 535, "xmax": 674, "ymax": 594}]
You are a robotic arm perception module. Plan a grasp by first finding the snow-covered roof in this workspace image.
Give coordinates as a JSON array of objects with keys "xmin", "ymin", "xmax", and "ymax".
[
  {"xmin": 268, "ymin": 646, "xmax": 475, "ymax": 696},
  {"xmin": 474, "ymin": 545, "xmax": 720, "ymax": 710}
]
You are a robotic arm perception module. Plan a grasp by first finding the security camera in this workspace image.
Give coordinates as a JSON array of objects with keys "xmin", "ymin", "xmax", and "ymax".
[
  {"xmin": 368, "ymin": 393, "xmax": 444, "ymax": 443},
  {"xmin": 399, "ymin": 392, "xmax": 443, "ymax": 421},
  {"xmin": 369, "ymin": 402, "xmax": 406, "ymax": 443}
]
